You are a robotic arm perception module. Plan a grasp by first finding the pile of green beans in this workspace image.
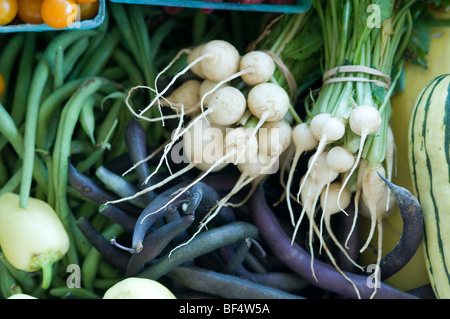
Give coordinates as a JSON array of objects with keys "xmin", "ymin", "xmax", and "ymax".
[{"xmin": 0, "ymin": 4, "xmax": 172, "ymax": 299}]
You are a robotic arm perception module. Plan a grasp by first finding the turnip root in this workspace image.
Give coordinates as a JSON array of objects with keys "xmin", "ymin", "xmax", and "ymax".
[
  {"xmin": 247, "ymin": 82, "xmax": 290, "ymax": 124},
  {"xmin": 338, "ymin": 105, "xmax": 381, "ymax": 212},
  {"xmin": 239, "ymin": 50, "xmax": 276, "ymax": 86},
  {"xmin": 258, "ymin": 120, "xmax": 292, "ymax": 157},
  {"xmin": 320, "ymin": 182, "xmax": 363, "ymax": 271},
  {"xmin": 235, "ymin": 82, "xmax": 290, "ymax": 164},
  {"xmin": 296, "ymin": 114, "xmax": 345, "ymax": 203},
  {"xmin": 291, "ymin": 152, "xmax": 339, "ymax": 280},
  {"xmin": 135, "ymin": 40, "xmax": 241, "ymax": 120},
  {"xmin": 357, "ymin": 161, "xmax": 391, "ymax": 298},
  {"xmin": 285, "ymin": 123, "xmax": 318, "ymax": 225}
]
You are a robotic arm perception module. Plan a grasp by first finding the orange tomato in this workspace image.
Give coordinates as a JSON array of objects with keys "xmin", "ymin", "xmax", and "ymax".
[
  {"xmin": 0, "ymin": 73, "xmax": 5, "ymax": 97},
  {"xmin": 41, "ymin": 0, "xmax": 78, "ymax": 29},
  {"xmin": 17, "ymin": 0, "xmax": 44, "ymax": 24},
  {"xmin": 0, "ymin": 0, "xmax": 18, "ymax": 25},
  {"xmin": 76, "ymin": 0, "xmax": 97, "ymax": 3},
  {"xmin": 79, "ymin": 0, "xmax": 98, "ymax": 20}
]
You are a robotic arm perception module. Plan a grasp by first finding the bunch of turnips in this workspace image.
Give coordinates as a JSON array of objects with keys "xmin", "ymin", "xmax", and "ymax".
[{"xmin": 114, "ymin": 39, "xmax": 295, "ymax": 244}]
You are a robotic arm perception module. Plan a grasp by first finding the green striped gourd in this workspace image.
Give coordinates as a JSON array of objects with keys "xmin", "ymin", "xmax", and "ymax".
[{"xmin": 408, "ymin": 74, "xmax": 450, "ymax": 298}]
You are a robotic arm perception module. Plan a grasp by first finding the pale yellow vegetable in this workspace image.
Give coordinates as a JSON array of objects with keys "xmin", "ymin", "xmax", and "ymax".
[
  {"xmin": 0, "ymin": 192, "xmax": 69, "ymax": 289},
  {"xmin": 103, "ymin": 277, "xmax": 176, "ymax": 299},
  {"xmin": 7, "ymin": 293, "xmax": 37, "ymax": 299}
]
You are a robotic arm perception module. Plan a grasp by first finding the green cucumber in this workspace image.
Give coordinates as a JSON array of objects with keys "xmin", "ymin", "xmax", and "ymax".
[{"xmin": 408, "ymin": 73, "xmax": 450, "ymax": 298}]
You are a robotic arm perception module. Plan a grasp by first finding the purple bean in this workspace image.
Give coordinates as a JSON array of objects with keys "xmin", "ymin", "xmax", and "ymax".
[
  {"xmin": 124, "ymin": 119, "xmax": 154, "ymax": 202},
  {"xmin": 130, "ymin": 181, "xmax": 195, "ymax": 253},
  {"xmin": 234, "ymin": 267, "xmax": 310, "ymax": 293},
  {"xmin": 68, "ymin": 157, "xmax": 141, "ymax": 215},
  {"xmin": 98, "ymin": 204, "xmax": 136, "ymax": 233},
  {"xmin": 139, "ymin": 221, "xmax": 259, "ymax": 280},
  {"xmin": 251, "ymin": 185, "xmax": 418, "ymax": 299},
  {"xmin": 76, "ymin": 216, "xmax": 130, "ymax": 271},
  {"xmin": 221, "ymin": 238, "xmax": 265, "ymax": 275},
  {"xmin": 220, "ymin": 243, "xmax": 309, "ymax": 293},
  {"xmin": 166, "ymin": 266, "xmax": 305, "ymax": 299},
  {"xmin": 191, "ymin": 181, "xmax": 236, "ymax": 224},
  {"xmin": 377, "ymin": 173, "xmax": 424, "ymax": 281},
  {"xmin": 126, "ymin": 213, "xmax": 195, "ymax": 277},
  {"xmin": 164, "ymin": 206, "xmax": 192, "ymax": 248}
]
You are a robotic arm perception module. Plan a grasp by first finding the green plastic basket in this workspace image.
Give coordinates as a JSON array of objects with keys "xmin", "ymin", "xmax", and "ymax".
[
  {"xmin": 0, "ymin": 0, "xmax": 106, "ymax": 33},
  {"xmin": 108, "ymin": 0, "xmax": 311, "ymax": 13}
]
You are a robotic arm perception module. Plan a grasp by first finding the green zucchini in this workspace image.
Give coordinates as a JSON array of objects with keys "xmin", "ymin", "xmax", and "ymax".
[{"xmin": 408, "ymin": 73, "xmax": 450, "ymax": 298}]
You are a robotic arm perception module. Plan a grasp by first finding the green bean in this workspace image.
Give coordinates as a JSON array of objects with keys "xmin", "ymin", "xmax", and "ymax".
[
  {"xmin": 62, "ymin": 37, "xmax": 90, "ymax": 80},
  {"xmin": 0, "ymin": 254, "xmax": 36, "ymax": 293},
  {"xmin": 93, "ymin": 278, "xmax": 123, "ymax": 291},
  {"xmin": 37, "ymin": 150, "xmax": 55, "ymax": 207},
  {"xmin": 36, "ymin": 78, "xmax": 86, "ymax": 151},
  {"xmin": 96, "ymin": 97, "xmax": 132, "ymax": 161},
  {"xmin": 10, "ymin": 32, "xmax": 36, "ymax": 126},
  {"xmin": 41, "ymin": 30, "xmax": 98, "ymax": 72},
  {"xmin": 0, "ymin": 154, "xmax": 8, "ymax": 186},
  {"xmin": 90, "ymin": 210, "xmax": 111, "ymax": 233},
  {"xmin": 53, "ymin": 46, "xmax": 64, "ymax": 90},
  {"xmin": 128, "ymin": 5, "xmax": 155, "ymax": 85},
  {"xmin": 0, "ymin": 33, "xmax": 25, "ymax": 105},
  {"xmin": 0, "ymin": 104, "xmax": 50, "ymax": 196},
  {"xmin": 98, "ymin": 66, "xmax": 126, "ymax": 82},
  {"xmin": 0, "ymin": 167, "xmax": 22, "ymax": 195},
  {"xmin": 19, "ymin": 60, "xmax": 50, "ymax": 209},
  {"xmin": 0, "ymin": 259, "xmax": 21, "ymax": 298},
  {"xmin": 79, "ymin": 94, "xmax": 96, "ymax": 145},
  {"xmin": 112, "ymin": 48, "xmax": 144, "ymax": 86},
  {"xmin": 53, "ymin": 77, "xmax": 108, "ymax": 266},
  {"xmin": 76, "ymin": 119, "xmax": 118, "ymax": 174},
  {"xmin": 192, "ymin": 9, "xmax": 208, "ymax": 45},
  {"xmin": 75, "ymin": 200, "xmax": 99, "ymax": 221},
  {"xmin": 109, "ymin": 3, "xmax": 140, "ymax": 67},
  {"xmin": 70, "ymin": 212, "xmax": 91, "ymax": 258},
  {"xmin": 139, "ymin": 221, "xmax": 259, "ymax": 280},
  {"xmin": 49, "ymin": 287, "xmax": 100, "ymax": 299},
  {"xmin": 68, "ymin": 33, "xmax": 107, "ymax": 81},
  {"xmin": 0, "ymin": 102, "xmax": 24, "ymax": 156},
  {"xmin": 77, "ymin": 27, "xmax": 121, "ymax": 78},
  {"xmin": 97, "ymin": 259, "xmax": 123, "ymax": 279},
  {"xmin": 149, "ymin": 19, "xmax": 177, "ymax": 61},
  {"xmin": 52, "ymin": 77, "xmax": 107, "ymax": 210},
  {"xmin": 96, "ymin": 93, "xmax": 125, "ymax": 141}
]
